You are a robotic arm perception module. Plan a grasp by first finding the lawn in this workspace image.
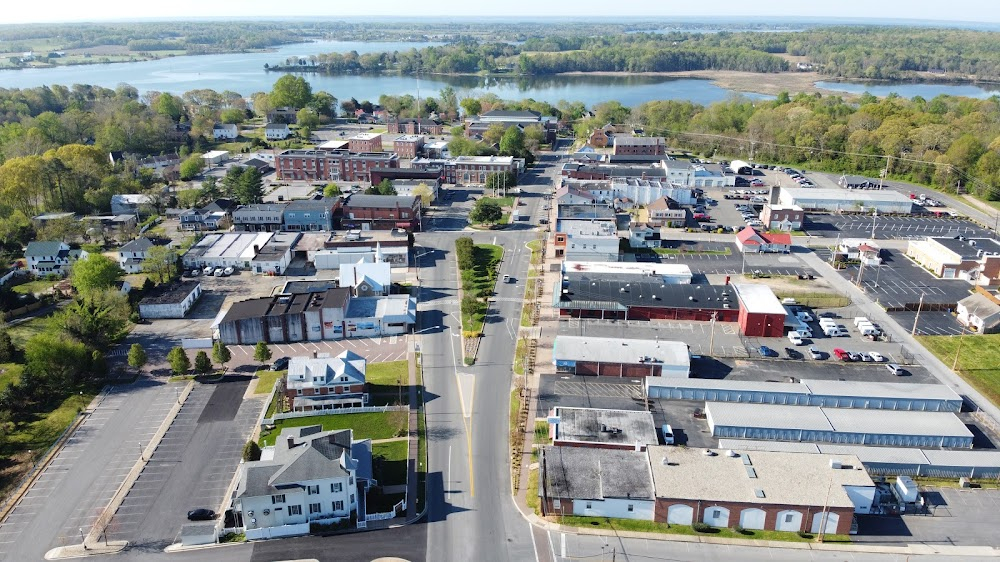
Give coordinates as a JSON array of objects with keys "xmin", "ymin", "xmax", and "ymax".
[
  {"xmin": 513, "ymin": 339, "xmax": 529, "ymax": 376},
  {"xmin": 372, "ymin": 440, "xmax": 408, "ymax": 486},
  {"xmin": 0, "ymin": 363, "xmax": 23, "ymax": 391},
  {"xmin": 480, "ymin": 196, "xmax": 515, "ymax": 208},
  {"xmin": 254, "ymin": 370, "xmax": 285, "ymax": 395},
  {"xmin": 366, "ymin": 360, "xmax": 408, "ymax": 386},
  {"xmin": 459, "ymin": 243, "xmax": 503, "ymax": 335},
  {"xmin": 2, "ymin": 392, "xmax": 93, "ymax": 456},
  {"xmin": 772, "ymin": 291, "xmax": 851, "ymax": 308},
  {"xmin": 526, "ymin": 467, "xmax": 540, "ymax": 511},
  {"xmin": 527, "ymin": 238, "xmax": 543, "ymax": 266},
  {"xmin": 918, "ymin": 334, "xmax": 1000, "ymax": 407},
  {"xmin": 556, "ymin": 516, "xmax": 850, "ymax": 543},
  {"xmin": 259, "ymin": 411, "xmax": 405, "ymax": 447},
  {"xmin": 6, "ymin": 317, "xmax": 49, "ymax": 347},
  {"xmin": 11, "ymin": 279, "xmax": 55, "ymax": 295}
]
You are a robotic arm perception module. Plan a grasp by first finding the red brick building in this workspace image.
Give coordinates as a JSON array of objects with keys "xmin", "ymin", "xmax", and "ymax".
[
  {"xmin": 275, "ymin": 149, "xmax": 399, "ymax": 182},
  {"xmin": 284, "ymin": 351, "xmax": 368, "ymax": 412},
  {"xmin": 341, "ymin": 194, "xmax": 422, "ymax": 231},
  {"xmin": 733, "ymin": 283, "xmax": 786, "ymax": 338},
  {"xmin": 387, "ymin": 117, "xmax": 445, "ymax": 135},
  {"xmin": 392, "ymin": 134, "xmax": 425, "ymax": 159},
  {"xmin": 348, "ymin": 132, "xmax": 383, "ymax": 153},
  {"xmin": 612, "ymin": 136, "xmax": 666, "ymax": 156}
]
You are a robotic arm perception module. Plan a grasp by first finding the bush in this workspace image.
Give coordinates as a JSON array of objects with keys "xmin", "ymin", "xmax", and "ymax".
[
  {"xmin": 692, "ymin": 522, "xmax": 713, "ymax": 533},
  {"xmin": 242, "ymin": 440, "xmax": 262, "ymax": 462},
  {"xmin": 732, "ymin": 524, "xmax": 749, "ymax": 535},
  {"xmin": 455, "ymin": 237, "xmax": 474, "ymax": 270},
  {"xmin": 797, "ymin": 531, "xmax": 814, "ymax": 539}
]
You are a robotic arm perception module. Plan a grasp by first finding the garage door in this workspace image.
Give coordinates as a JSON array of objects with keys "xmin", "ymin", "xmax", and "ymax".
[
  {"xmin": 739, "ymin": 508, "xmax": 766, "ymax": 530},
  {"xmin": 666, "ymin": 504, "xmax": 693, "ymax": 525},
  {"xmin": 702, "ymin": 506, "xmax": 730, "ymax": 527},
  {"xmin": 775, "ymin": 510, "xmax": 803, "ymax": 532},
  {"xmin": 810, "ymin": 511, "xmax": 839, "ymax": 534}
]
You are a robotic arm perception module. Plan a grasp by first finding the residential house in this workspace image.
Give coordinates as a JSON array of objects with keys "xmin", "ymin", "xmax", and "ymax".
[
  {"xmin": 957, "ymin": 290, "xmax": 1000, "ymax": 333},
  {"xmin": 285, "ymin": 352, "xmax": 368, "ymax": 412},
  {"xmin": 348, "ymin": 133, "xmax": 383, "ymax": 153},
  {"xmin": 117, "ymin": 237, "xmax": 154, "ymax": 274},
  {"xmin": 24, "ymin": 241, "xmax": 85, "ymax": 276},
  {"xmin": 213, "ymin": 123, "xmax": 238, "ymax": 140},
  {"xmin": 629, "ymin": 223, "xmax": 662, "ymax": 249},
  {"xmin": 137, "ymin": 153, "xmax": 181, "ymax": 177},
  {"xmin": 906, "ymin": 236, "xmax": 1000, "ymax": 284},
  {"xmin": 392, "ymin": 179, "xmax": 438, "ymax": 203},
  {"xmin": 339, "ymin": 259, "xmax": 391, "ymax": 296},
  {"xmin": 761, "ymin": 204, "xmax": 805, "ymax": 231},
  {"xmin": 138, "ymin": 281, "xmax": 202, "ymax": 319},
  {"xmin": 554, "ymin": 185, "xmax": 598, "ymax": 206},
  {"xmin": 736, "ymin": 227, "xmax": 792, "ymax": 254},
  {"xmin": 282, "ymin": 198, "xmax": 338, "ymax": 232},
  {"xmin": 646, "ymin": 197, "xmax": 687, "ymax": 228},
  {"xmin": 265, "ymin": 123, "xmax": 292, "ymax": 141},
  {"xmin": 233, "ymin": 204, "xmax": 288, "ymax": 232},
  {"xmin": 341, "ymin": 194, "xmax": 422, "ymax": 232},
  {"xmin": 111, "ymin": 194, "xmax": 154, "ymax": 216},
  {"xmin": 835, "ymin": 239, "xmax": 882, "ymax": 266},
  {"xmin": 267, "ymin": 107, "xmax": 298, "ymax": 124},
  {"xmin": 234, "ymin": 425, "xmax": 371, "ymax": 539},
  {"xmin": 179, "ymin": 198, "xmax": 238, "ymax": 231}
]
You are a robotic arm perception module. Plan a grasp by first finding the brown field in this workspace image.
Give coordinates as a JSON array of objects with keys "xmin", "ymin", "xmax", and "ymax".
[{"xmin": 558, "ymin": 70, "xmax": 838, "ymax": 97}]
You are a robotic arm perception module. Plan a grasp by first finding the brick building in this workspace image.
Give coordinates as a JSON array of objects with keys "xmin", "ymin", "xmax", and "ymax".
[
  {"xmin": 348, "ymin": 132, "xmax": 383, "ymax": 153},
  {"xmin": 612, "ymin": 136, "xmax": 666, "ymax": 156},
  {"xmin": 387, "ymin": 117, "xmax": 444, "ymax": 135},
  {"xmin": 369, "ymin": 166, "xmax": 443, "ymax": 186},
  {"xmin": 393, "ymin": 134, "xmax": 425, "ymax": 159},
  {"xmin": 341, "ymin": 194, "xmax": 422, "ymax": 231},
  {"xmin": 732, "ymin": 283, "xmax": 786, "ymax": 338},
  {"xmin": 552, "ymin": 336, "xmax": 690, "ymax": 378},
  {"xmin": 285, "ymin": 351, "xmax": 368, "ymax": 412},
  {"xmin": 275, "ymin": 150, "xmax": 398, "ymax": 182}
]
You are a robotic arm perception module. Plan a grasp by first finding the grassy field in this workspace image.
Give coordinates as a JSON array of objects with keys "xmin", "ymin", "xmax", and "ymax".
[
  {"xmin": 6, "ymin": 317, "xmax": 49, "ymax": 347},
  {"xmin": 366, "ymin": 360, "xmax": 408, "ymax": 386},
  {"xmin": 772, "ymin": 291, "xmax": 851, "ymax": 308},
  {"xmin": 254, "ymin": 370, "xmax": 285, "ymax": 395},
  {"xmin": 460, "ymin": 244, "xmax": 503, "ymax": 335},
  {"xmin": 557, "ymin": 516, "xmax": 850, "ymax": 543},
  {"xmin": 372, "ymin": 440, "xmax": 408, "ymax": 486},
  {"xmin": 259, "ymin": 411, "xmax": 405, "ymax": 447},
  {"xmin": 11, "ymin": 279, "xmax": 55, "ymax": 295},
  {"xmin": 0, "ymin": 363, "xmax": 23, "ymax": 391},
  {"xmin": 918, "ymin": 334, "xmax": 1000, "ymax": 407},
  {"xmin": 481, "ymin": 196, "xmax": 515, "ymax": 208}
]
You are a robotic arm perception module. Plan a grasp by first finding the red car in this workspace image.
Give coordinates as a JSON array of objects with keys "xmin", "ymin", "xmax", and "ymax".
[{"xmin": 833, "ymin": 348, "xmax": 850, "ymax": 361}]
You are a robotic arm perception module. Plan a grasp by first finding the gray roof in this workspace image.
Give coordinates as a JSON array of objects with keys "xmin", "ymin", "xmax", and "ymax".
[
  {"xmin": 219, "ymin": 287, "xmax": 351, "ymax": 325},
  {"xmin": 557, "ymin": 204, "xmax": 615, "ymax": 221},
  {"xmin": 480, "ymin": 109, "xmax": 541, "ymax": 119},
  {"xmin": 138, "ymin": 281, "xmax": 200, "ymax": 305},
  {"xmin": 284, "ymin": 198, "xmax": 335, "ymax": 212},
  {"xmin": 719, "ymin": 439, "xmax": 1000, "ymax": 470},
  {"xmin": 345, "ymin": 194, "xmax": 419, "ymax": 209},
  {"xmin": 553, "ymin": 407, "xmax": 659, "ymax": 447},
  {"xmin": 542, "ymin": 446, "xmax": 653, "ymax": 501},
  {"xmin": 959, "ymin": 293, "xmax": 1000, "ymax": 324},
  {"xmin": 707, "ymin": 402, "xmax": 973, "ymax": 438},
  {"xmin": 553, "ymin": 336, "xmax": 689, "ymax": 368},
  {"xmin": 119, "ymin": 237, "xmax": 154, "ymax": 253},
  {"xmin": 647, "ymin": 377, "xmax": 961, "ymax": 404},
  {"xmin": 25, "ymin": 241, "xmax": 66, "ymax": 257},
  {"xmin": 265, "ymin": 123, "xmax": 289, "ymax": 130},
  {"xmin": 931, "ymin": 236, "xmax": 1000, "ymax": 259},
  {"xmin": 556, "ymin": 274, "xmax": 735, "ymax": 312}
]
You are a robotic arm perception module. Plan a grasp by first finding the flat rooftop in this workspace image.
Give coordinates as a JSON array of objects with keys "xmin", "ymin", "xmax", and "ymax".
[
  {"xmin": 556, "ymin": 204, "xmax": 616, "ymax": 221},
  {"xmin": 783, "ymin": 187, "xmax": 912, "ymax": 203},
  {"xmin": 557, "ymin": 275, "xmax": 736, "ymax": 312},
  {"xmin": 554, "ymin": 336, "xmax": 689, "ymax": 368},
  {"xmin": 732, "ymin": 283, "xmax": 785, "ymax": 315},
  {"xmin": 720, "ymin": 439, "xmax": 1000, "ymax": 471},
  {"xmin": 930, "ymin": 236, "xmax": 1000, "ymax": 259},
  {"xmin": 317, "ymin": 140, "xmax": 350, "ymax": 150},
  {"xmin": 563, "ymin": 261, "xmax": 692, "ymax": 280},
  {"xmin": 707, "ymin": 402, "xmax": 973, "ymax": 438},
  {"xmin": 558, "ymin": 221, "xmax": 617, "ymax": 237},
  {"xmin": 542, "ymin": 446, "xmax": 654, "ymax": 501},
  {"xmin": 184, "ymin": 232, "xmax": 272, "ymax": 260},
  {"xmin": 394, "ymin": 135, "xmax": 424, "ymax": 143},
  {"xmin": 140, "ymin": 281, "xmax": 200, "ymax": 305},
  {"xmin": 647, "ymin": 446, "xmax": 871, "ymax": 508},
  {"xmin": 553, "ymin": 407, "xmax": 659, "ymax": 447},
  {"xmin": 350, "ymin": 132, "xmax": 382, "ymax": 140}
]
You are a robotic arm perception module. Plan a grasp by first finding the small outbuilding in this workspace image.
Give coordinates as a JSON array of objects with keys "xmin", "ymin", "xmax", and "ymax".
[
  {"xmin": 553, "ymin": 336, "xmax": 690, "ymax": 378},
  {"xmin": 138, "ymin": 281, "xmax": 203, "ymax": 319}
]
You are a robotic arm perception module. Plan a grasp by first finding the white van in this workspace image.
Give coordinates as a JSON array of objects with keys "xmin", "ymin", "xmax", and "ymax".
[
  {"xmin": 824, "ymin": 326, "xmax": 844, "ymax": 337},
  {"xmin": 781, "ymin": 298, "xmax": 797, "ymax": 305},
  {"xmin": 796, "ymin": 311, "xmax": 814, "ymax": 322},
  {"xmin": 788, "ymin": 331, "xmax": 804, "ymax": 345},
  {"xmin": 662, "ymin": 424, "xmax": 675, "ymax": 445},
  {"xmin": 854, "ymin": 317, "xmax": 871, "ymax": 327},
  {"xmin": 797, "ymin": 327, "xmax": 813, "ymax": 338}
]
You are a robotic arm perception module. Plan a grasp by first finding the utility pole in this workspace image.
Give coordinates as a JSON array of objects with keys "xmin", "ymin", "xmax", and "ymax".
[
  {"xmin": 911, "ymin": 292, "xmax": 925, "ymax": 336},
  {"xmin": 953, "ymin": 322, "xmax": 967, "ymax": 371},
  {"xmin": 709, "ymin": 312, "xmax": 717, "ymax": 356}
]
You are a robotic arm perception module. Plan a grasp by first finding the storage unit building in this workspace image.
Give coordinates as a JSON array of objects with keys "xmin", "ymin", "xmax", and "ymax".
[
  {"xmin": 553, "ymin": 336, "xmax": 690, "ymax": 378},
  {"xmin": 645, "ymin": 378, "xmax": 961, "ymax": 412},
  {"xmin": 706, "ymin": 402, "xmax": 974, "ymax": 448},
  {"xmin": 733, "ymin": 283, "xmax": 786, "ymax": 338},
  {"xmin": 778, "ymin": 187, "xmax": 914, "ymax": 214}
]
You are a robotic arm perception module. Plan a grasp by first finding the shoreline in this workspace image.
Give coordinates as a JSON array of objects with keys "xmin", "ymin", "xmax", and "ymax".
[{"xmin": 556, "ymin": 70, "xmax": 834, "ymax": 97}]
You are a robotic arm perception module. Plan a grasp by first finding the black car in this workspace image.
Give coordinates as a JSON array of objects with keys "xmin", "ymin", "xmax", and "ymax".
[
  {"xmin": 271, "ymin": 357, "xmax": 290, "ymax": 370},
  {"xmin": 784, "ymin": 347, "xmax": 803, "ymax": 360},
  {"xmin": 187, "ymin": 508, "xmax": 216, "ymax": 521}
]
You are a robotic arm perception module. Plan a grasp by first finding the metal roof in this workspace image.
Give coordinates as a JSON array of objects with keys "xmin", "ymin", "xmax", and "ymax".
[
  {"xmin": 719, "ymin": 439, "xmax": 1000, "ymax": 470},
  {"xmin": 556, "ymin": 275, "xmax": 736, "ymax": 313},
  {"xmin": 800, "ymin": 379, "xmax": 962, "ymax": 402},
  {"xmin": 554, "ymin": 336, "xmax": 689, "ymax": 368},
  {"xmin": 646, "ymin": 378, "xmax": 811, "ymax": 395},
  {"xmin": 732, "ymin": 283, "xmax": 785, "ymax": 315}
]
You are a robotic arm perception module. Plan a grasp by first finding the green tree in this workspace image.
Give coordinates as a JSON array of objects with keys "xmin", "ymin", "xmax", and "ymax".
[
  {"xmin": 70, "ymin": 253, "xmax": 124, "ymax": 295},
  {"xmin": 194, "ymin": 350, "xmax": 213, "ymax": 374},
  {"xmin": 219, "ymin": 108, "xmax": 245, "ymax": 124},
  {"xmin": 179, "ymin": 154, "xmax": 204, "ymax": 181},
  {"xmin": 469, "ymin": 199, "xmax": 503, "ymax": 224},
  {"xmin": 499, "ymin": 125, "xmax": 526, "ymax": 156},
  {"xmin": 0, "ymin": 331, "xmax": 17, "ymax": 363},
  {"xmin": 412, "ymin": 183, "xmax": 434, "ymax": 206},
  {"xmin": 270, "ymin": 75, "xmax": 313, "ymax": 109},
  {"xmin": 253, "ymin": 341, "xmax": 273, "ymax": 366},
  {"xmin": 323, "ymin": 183, "xmax": 341, "ymax": 197},
  {"xmin": 309, "ymin": 91, "xmax": 338, "ymax": 118},
  {"xmin": 142, "ymin": 244, "xmax": 179, "ymax": 284},
  {"xmin": 167, "ymin": 346, "xmax": 190, "ymax": 376},
  {"xmin": 483, "ymin": 123, "xmax": 507, "ymax": 146},
  {"xmin": 296, "ymin": 108, "xmax": 320, "ymax": 138},
  {"xmin": 212, "ymin": 340, "xmax": 232, "ymax": 369},
  {"xmin": 242, "ymin": 440, "xmax": 262, "ymax": 462},
  {"xmin": 223, "ymin": 166, "xmax": 264, "ymax": 204},
  {"xmin": 127, "ymin": 343, "xmax": 148, "ymax": 374},
  {"xmin": 460, "ymin": 98, "xmax": 482, "ymax": 117},
  {"xmin": 25, "ymin": 332, "xmax": 92, "ymax": 389},
  {"xmin": 53, "ymin": 290, "xmax": 132, "ymax": 351},
  {"xmin": 365, "ymin": 179, "xmax": 396, "ymax": 196},
  {"xmin": 485, "ymin": 171, "xmax": 518, "ymax": 193},
  {"xmin": 154, "ymin": 93, "xmax": 184, "ymax": 122}
]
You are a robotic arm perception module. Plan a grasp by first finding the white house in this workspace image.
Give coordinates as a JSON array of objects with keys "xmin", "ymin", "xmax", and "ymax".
[
  {"xmin": 111, "ymin": 194, "xmax": 154, "ymax": 216},
  {"xmin": 339, "ymin": 258, "xmax": 391, "ymax": 297},
  {"xmin": 117, "ymin": 237, "xmax": 155, "ymax": 274},
  {"xmin": 957, "ymin": 292, "xmax": 1000, "ymax": 334},
  {"xmin": 24, "ymin": 241, "xmax": 85, "ymax": 276},
  {"xmin": 137, "ymin": 281, "xmax": 202, "ymax": 319},
  {"xmin": 264, "ymin": 123, "xmax": 292, "ymax": 140},
  {"xmin": 286, "ymin": 351, "xmax": 368, "ymax": 412},
  {"xmin": 234, "ymin": 425, "xmax": 372, "ymax": 540},
  {"xmin": 213, "ymin": 123, "xmax": 238, "ymax": 140}
]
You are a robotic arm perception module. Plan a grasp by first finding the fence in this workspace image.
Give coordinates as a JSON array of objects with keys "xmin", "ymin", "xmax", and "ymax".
[
  {"xmin": 264, "ymin": 405, "xmax": 407, "ymax": 425},
  {"xmin": 365, "ymin": 499, "xmax": 405, "ymax": 521},
  {"xmin": 245, "ymin": 523, "xmax": 309, "ymax": 541}
]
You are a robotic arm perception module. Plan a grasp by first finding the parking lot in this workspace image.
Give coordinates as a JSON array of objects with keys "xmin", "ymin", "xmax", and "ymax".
[
  {"xmin": 855, "ymin": 487, "xmax": 1000, "ymax": 547},
  {"xmin": 805, "ymin": 215, "xmax": 990, "ymax": 240},
  {"xmin": 229, "ymin": 334, "xmax": 409, "ymax": 366},
  {"xmin": 106, "ymin": 377, "xmax": 263, "ymax": 549},
  {"xmin": 833, "ymin": 249, "xmax": 973, "ymax": 306}
]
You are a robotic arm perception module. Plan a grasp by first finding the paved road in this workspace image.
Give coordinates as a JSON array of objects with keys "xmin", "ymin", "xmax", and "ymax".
[
  {"xmin": 0, "ymin": 379, "xmax": 179, "ymax": 562},
  {"xmin": 105, "ymin": 377, "xmax": 263, "ymax": 553}
]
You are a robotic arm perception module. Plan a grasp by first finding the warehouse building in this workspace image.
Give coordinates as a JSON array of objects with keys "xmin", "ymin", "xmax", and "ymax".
[
  {"xmin": 549, "ymin": 407, "xmax": 659, "ymax": 450},
  {"xmin": 554, "ymin": 275, "xmax": 739, "ymax": 322},
  {"xmin": 645, "ymin": 378, "xmax": 962, "ymax": 412},
  {"xmin": 648, "ymin": 446, "xmax": 874, "ymax": 534},
  {"xmin": 138, "ymin": 281, "xmax": 202, "ymax": 319},
  {"xmin": 553, "ymin": 336, "xmax": 690, "ymax": 378},
  {"xmin": 562, "ymin": 261, "xmax": 693, "ymax": 285},
  {"xmin": 732, "ymin": 283, "xmax": 786, "ymax": 337},
  {"xmin": 706, "ymin": 402, "xmax": 974, "ymax": 448},
  {"xmin": 539, "ymin": 446, "xmax": 656, "ymax": 521},
  {"xmin": 181, "ymin": 232, "xmax": 272, "ymax": 270},
  {"xmin": 777, "ymin": 187, "xmax": 914, "ymax": 214},
  {"xmin": 719, "ymin": 439, "xmax": 1000, "ymax": 479}
]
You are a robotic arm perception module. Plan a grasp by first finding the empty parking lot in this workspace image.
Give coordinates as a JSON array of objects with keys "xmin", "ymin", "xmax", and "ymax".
[
  {"xmin": 805, "ymin": 215, "xmax": 991, "ymax": 240},
  {"xmin": 229, "ymin": 334, "xmax": 408, "ymax": 366}
]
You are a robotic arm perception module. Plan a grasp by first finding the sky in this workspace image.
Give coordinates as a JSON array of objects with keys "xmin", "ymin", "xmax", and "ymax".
[{"xmin": 2, "ymin": 0, "xmax": 999, "ymax": 25}]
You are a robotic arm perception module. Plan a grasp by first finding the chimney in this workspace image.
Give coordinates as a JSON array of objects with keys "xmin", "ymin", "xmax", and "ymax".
[
  {"xmin": 313, "ymin": 350, "xmax": 318, "ymax": 359},
  {"xmin": 287, "ymin": 437, "xmax": 296, "ymax": 449}
]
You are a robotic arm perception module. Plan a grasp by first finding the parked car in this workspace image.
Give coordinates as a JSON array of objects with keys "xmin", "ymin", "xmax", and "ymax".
[
  {"xmin": 847, "ymin": 352, "xmax": 861, "ymax": 362},
  {"xmin": 886, "ymin": 363, "xmax": 906, "ymax": 376},
  {"xmin": 808, "ymin": 347, "xmax": 823, "ymax": 360},
  {"xmin": 784, "ymin": 347, "xmax": 802, "ymax": 360},
  {"xmin": 202, "ymin": 266, "xmax": 214, "ymax": 275},
  {"xmin": 750, "ymin": 179, "xmax": 765, "ymax": 187},
  {"xmin": 661, "ymin": 424, "xmax": 675, "ymax": 445},
  {"xmin": 187, "ymin": 508, "xmax": 216, "ymax": 521},
  {"xmin": 858, "ymin": 352, "xmax": 872, "ymax": 362},
  {"xmin": 271, "ymin": 357, "xmax": 290, "ymax": 370},
  {"xmin": 869, "ymin": 351, "xmax": 885, "ymax": 362},
  {"xmin": 833, "ymin": 348, "xmax": 850, "ymax": 361},
  {"xmin": 223, "ymin": 266, "xmax": 235, "ymax": 276},
  {"xmin": 757, "ymin": 345, "xmax": 777, "ymax": 357},
  {"xmin": 213, "ymin": 267, "xmax": 225, "ymax": 277},
  {"xmin": 787, "ymin": 331, "xmax": 804, "ymax": 345}
]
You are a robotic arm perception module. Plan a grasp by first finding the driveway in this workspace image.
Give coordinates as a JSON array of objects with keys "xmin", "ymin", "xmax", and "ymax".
[{"xmin": 854, "ymin": 487, "xmax": 1000, "ymax": 547}]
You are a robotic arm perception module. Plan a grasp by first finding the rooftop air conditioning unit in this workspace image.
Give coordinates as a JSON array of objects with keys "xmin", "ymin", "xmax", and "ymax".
[{"xmin": 725, "ymin": 450, "xmax": 738, "ymax": 458}]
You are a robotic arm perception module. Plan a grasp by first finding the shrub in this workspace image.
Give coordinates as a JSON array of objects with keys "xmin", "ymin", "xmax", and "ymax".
[
  {"xmin": 797, "ymin": 531, "xmax": 814, "ymax": 539},
  {"xmin": 242, "ymin": 440, "xmax": 262, "ymax": 462},
  {"xmin": 692, "ymin": 522, "xmax": 713, "ymax": 533},
  {"xmin": 732, "ymin": 524, "xmax": 749, "ymax": 535}
]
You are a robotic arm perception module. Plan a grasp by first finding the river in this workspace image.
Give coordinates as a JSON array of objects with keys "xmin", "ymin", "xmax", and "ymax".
[
  {"xmin": 815, "ymin": 80, "xmax": 1000, "ymax": 99},
  {"xmin": 2, "ymin": 40, "xmax": 995, "ymax": 106}
]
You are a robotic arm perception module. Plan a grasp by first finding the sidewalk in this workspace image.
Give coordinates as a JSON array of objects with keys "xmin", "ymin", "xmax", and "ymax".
[{"xmin": 405, "ymin": 348, "xmax": 419, "ymax": 521}]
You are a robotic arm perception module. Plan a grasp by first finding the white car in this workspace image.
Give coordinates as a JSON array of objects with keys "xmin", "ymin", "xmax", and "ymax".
[
  {"xmin": 223, "ymin": 266, "xmax": 235, "ymax": 276},
  {"xmin": 202, "ymin": 266, "xmax": 214, "ymax": 275},
  {"xmin": 213, "ymin": 267, "xmax": 225, "ymax": 277},
  {"xmin": 858, "ymin": 352, "xmax": 873, "ymax": 362},
  {"xmin": 868, "ymin": 351, "xmax": 885, "ymax": 362}
]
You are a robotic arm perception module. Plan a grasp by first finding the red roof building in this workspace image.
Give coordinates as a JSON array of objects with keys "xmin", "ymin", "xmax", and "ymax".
[{"xmin": 736, "ymin": 227, "xmax": 792, "ymax": 254}]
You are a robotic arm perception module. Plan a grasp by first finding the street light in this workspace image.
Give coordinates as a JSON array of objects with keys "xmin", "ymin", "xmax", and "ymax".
[{"xmin": 911, "ymin": 292, "xmax": 925, "ymax": 336}]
